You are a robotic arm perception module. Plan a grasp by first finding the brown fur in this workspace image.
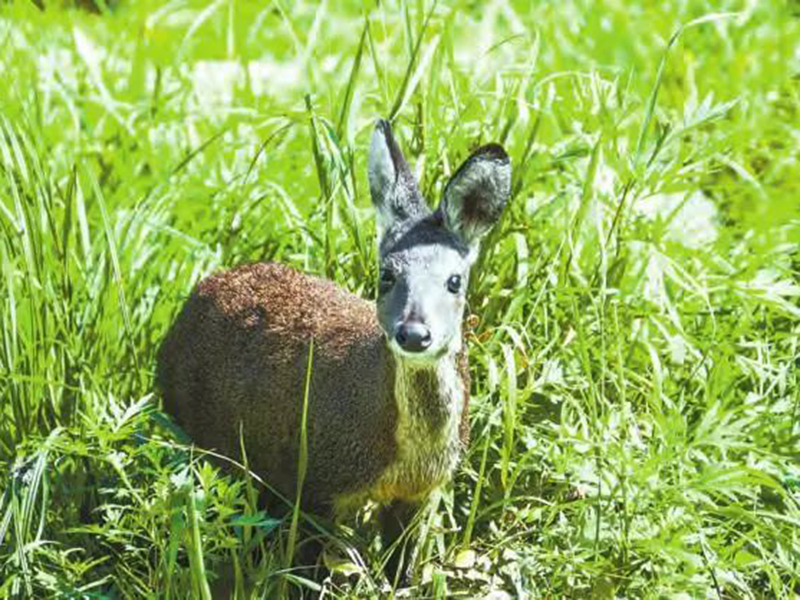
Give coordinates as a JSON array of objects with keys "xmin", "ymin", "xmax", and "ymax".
[{"xmin": 157, "ymin": 262, "xmax": 469, "ymax": 515}]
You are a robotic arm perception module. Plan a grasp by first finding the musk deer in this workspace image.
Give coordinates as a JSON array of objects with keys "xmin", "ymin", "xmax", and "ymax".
[{"xmin": 156, "ymin": 119, "xmax": 511, "ymax": 580}]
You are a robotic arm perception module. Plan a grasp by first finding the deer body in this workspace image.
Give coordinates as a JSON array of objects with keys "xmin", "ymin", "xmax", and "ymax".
[
  {"xmin": 158, "ymin": 261, "xmax": 468, "ymax": 514},
  {"xmin": 157, "ymin": 120, "xmax": 511, "ymax": 579}
]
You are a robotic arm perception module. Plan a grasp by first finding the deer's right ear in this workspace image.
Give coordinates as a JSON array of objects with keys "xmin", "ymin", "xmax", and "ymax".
[{"xmin": 368, "ymin": 119, "xmax": 426, "ymax": 231}]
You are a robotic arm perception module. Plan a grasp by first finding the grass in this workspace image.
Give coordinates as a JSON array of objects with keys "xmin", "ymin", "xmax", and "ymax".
[{"xmin": 1, "ymin": 0, "xmax": 799, "ymax": 596}]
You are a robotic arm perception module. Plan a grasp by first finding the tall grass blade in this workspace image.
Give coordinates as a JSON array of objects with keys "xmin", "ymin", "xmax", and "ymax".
[{"xmin": 282, "ymin": 338, "xmax": 314, "ymax": 595}]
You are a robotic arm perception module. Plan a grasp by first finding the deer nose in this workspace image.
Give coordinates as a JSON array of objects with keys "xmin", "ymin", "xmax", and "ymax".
[{"xmin": 395, "ymin": 321, "xmax": 432, "ymax": 353}]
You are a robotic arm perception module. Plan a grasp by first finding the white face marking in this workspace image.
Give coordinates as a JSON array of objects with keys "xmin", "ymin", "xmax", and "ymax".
[{"xmin": 378, "ymin": 243, "xmax": 471, "ymax": 361}]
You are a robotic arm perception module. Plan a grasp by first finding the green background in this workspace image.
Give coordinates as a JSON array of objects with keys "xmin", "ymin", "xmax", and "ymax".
[{"xmin": 0, "ymin": 0, "xmax": 799, "ymax": 596}]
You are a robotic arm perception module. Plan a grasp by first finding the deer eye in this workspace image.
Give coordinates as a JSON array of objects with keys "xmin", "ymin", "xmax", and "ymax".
[
  {"xmin": 446, "ymin": 274, "xmax": 462, "ymax": 294},
  {"xmin": 379, "ymin": 269, "xmax": 396, "ymax": 294}
]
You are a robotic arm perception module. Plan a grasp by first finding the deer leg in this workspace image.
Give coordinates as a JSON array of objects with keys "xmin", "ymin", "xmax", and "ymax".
[{"xmin": 379, "ymin": 500, "xmax": 420, "ymax": 586}]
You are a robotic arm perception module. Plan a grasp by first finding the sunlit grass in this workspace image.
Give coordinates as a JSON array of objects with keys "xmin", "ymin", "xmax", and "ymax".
[{"xmin": 1, "ymin": 0, "xmax": 799, "ymax": 597}]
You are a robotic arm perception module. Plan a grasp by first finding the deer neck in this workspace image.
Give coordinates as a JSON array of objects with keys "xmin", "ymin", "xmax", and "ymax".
[
  {"xmin": 391, "ymin": 350, "xmax": 464, "ymax": 453},
  {"xmin": 328, "ymin": 346, "xmax": 467, "ymax": 511}
]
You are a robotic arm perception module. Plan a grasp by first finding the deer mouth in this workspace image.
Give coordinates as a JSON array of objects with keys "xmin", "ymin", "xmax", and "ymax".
[{"xmin": 387, "ymin": 336, "xmax": 449, "ymax": 362}]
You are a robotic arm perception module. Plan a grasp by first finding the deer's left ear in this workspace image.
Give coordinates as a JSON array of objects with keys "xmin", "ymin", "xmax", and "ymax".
[{"xmin": 438, "ymin": 144, "xmax": 511, "ymax": 247}]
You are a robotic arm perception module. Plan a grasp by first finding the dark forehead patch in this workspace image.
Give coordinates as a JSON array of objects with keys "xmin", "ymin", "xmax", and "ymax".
[{"xmin": 380, "ymin": 213, "xmax": 470, "ymax": 258}]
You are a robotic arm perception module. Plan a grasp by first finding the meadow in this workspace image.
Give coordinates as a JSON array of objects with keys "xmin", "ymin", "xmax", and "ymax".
[{"xmin": 1, "ymin": 0, "xmax": 799, "ymax": 597}]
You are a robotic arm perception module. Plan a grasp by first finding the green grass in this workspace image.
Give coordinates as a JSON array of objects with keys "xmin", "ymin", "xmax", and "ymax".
[{"xmin": 1, "ymin": 0, "xmax": 799, "ymax": 596}]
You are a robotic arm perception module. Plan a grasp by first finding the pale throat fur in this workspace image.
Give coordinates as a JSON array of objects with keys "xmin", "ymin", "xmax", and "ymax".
[{"xmin": 334, "ymin": 344, "xmax": 467, "ymax": 515}]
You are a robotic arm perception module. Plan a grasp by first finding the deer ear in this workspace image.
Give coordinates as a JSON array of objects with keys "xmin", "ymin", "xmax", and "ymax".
[
  {"xmin": 439, "ymin": 144, "xmax": 511, "ymax": 247},
  {"xmin": 368, "ymin": 119, "xmax": 427, "ymax": 232}
]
